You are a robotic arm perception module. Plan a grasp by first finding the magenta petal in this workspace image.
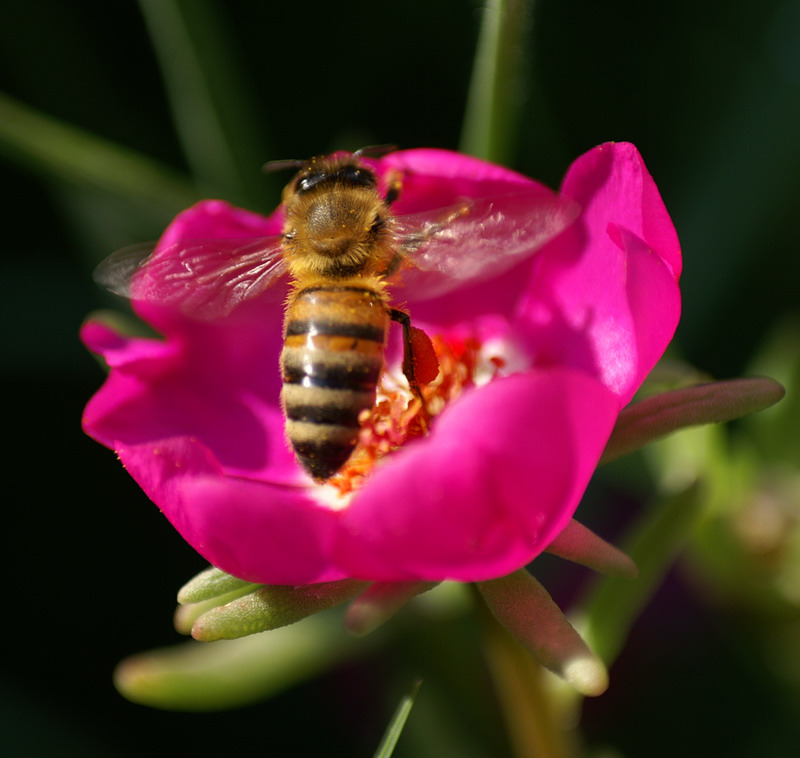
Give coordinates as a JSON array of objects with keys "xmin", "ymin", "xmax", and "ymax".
[
  {"xmin": 517, "ymin": 142, "xmax": 681, "ymax": 405},
  {"xmin": 562, "ymin": 143, "xmax": 681, "ymax": 279},
  {"xmin": 82, "ymin": 310, "xmax": 296, "ymax": 484},
  {"xmin": 379, "ymin": 148, "xmax": 535, "ymax": 186},
  {"xmin": 374, "ymin": 148, "xmax": 546, "ymax": 214},
  {"xmin": 158, "ymin": 199, "xmax": 283, "ymax": 246},
  {"xmin": 333, "ymin": 370, "xmax": 619, "ymax": 582},
  {"xmin": 116, "ymin": 437, "xmax": 342, "ymax": 584},
  {"xmin": 80, "ymin": 320, "xmax": 178, "ymax": 371}
]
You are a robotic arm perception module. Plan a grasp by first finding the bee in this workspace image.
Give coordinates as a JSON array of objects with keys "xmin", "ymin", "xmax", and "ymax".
[{"xmin": 95, "ymin": 149, "xmax": 578, "ymax": 481}]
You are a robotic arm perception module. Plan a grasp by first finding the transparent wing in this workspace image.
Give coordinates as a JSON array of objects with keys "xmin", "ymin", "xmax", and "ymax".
[
  {"xmin": 93, "ymin": 236, "xmax": 289, "ymax": 320},
  {"xmin": 93, "ymin": 242, "xmax": 156, "ymax": 297},
  {"xmin": 388, "ymin": 189, "xmax": 579, "ymax": 300}
]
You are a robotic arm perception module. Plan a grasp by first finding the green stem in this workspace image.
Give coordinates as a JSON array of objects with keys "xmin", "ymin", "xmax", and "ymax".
[
  {"xmin": 473, "ymin": 587, "xmax": 575, "ymax": 758},
  {"xmin": 579, "ymin": 481, "xmax": 708, "ymax": 665},
  {"xmin": 460, "ymin": 0, "xmax": 534, "ymax": 163},
  {"xmin": 137, "ymin": 0, "xmax": 265, "ymax": 205}
]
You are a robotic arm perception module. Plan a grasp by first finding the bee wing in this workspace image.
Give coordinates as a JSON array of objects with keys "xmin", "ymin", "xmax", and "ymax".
[
  {"xmin": 93, "ymin": 236, "xmax": 289, "ymax": 319},
  {"xmin": 388, "ymin": 189, "xmax": 579, "ymax": 300}
]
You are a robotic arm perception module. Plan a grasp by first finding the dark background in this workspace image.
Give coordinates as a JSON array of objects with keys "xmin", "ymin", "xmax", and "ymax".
[{"xmin": 2, "ymin": 1, "xmax": 799, "ymax": 755}]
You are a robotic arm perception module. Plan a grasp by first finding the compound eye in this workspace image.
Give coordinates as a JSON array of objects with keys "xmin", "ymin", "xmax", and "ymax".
[
  {"xmin": 293, "ymin": 163, "xmax": 378, "ymax": 194},
  {"xmin": 340, "ymin": 165, "xmax": 377, "ymax": 188},
  {"xmin": 295, "ymin": 171, "xmax": 327, "ymax": 194}
]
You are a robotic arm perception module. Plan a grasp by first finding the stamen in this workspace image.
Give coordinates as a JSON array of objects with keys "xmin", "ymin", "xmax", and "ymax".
[{"xmin": 328, "ymin": 332, "xmax": 506, "ymax": 496}]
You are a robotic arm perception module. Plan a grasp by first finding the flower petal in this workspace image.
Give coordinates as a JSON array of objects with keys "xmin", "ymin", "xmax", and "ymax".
[
  {"xmin": 333, "ymin": 369, "xmax": 619, "ymax": 581},
  {"xmin": 516, "ymin": 142, "xmax": 681, "ymax": 404},
  {"xmin": 116, "ymin": 436, "xmax": 341, "ymax": 584},
  {"xmin": 374, "ymin": 148, "xmax": 539, "ymax": 213},
  {"xmin": 158, "ymin": 199, "xmax": 284, "ymax": 245},
  {"xmin": 83, "ymin": 201, "xmax": 295, "ymax": 482},
  {"xmin": 82, "ymin": 306, "xmax": 296, "ymax": 485},
  {"xmin": 563, "ymin": 142, "xmax": 681, "ymax": 279}
]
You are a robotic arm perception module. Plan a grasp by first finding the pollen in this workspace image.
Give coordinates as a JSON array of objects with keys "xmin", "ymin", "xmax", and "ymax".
[{"xmin": 328, "ymin": 333, "xmax": 504, "ymax": 496}]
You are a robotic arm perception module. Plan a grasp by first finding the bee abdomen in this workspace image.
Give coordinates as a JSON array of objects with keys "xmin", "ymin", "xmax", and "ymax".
[{"xmin": 281, "ymin": 286, "xmax": 388, "ymax": 480}]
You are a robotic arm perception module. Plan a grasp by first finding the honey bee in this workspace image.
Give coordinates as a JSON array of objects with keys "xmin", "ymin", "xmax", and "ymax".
[{"xmin": 95, "ymin": 148, "xmax": 578, "ymax": 480}]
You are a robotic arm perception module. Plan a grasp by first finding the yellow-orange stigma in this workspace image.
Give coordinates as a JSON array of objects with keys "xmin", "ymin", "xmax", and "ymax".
[{"xmin": 328, "ymin": 334, "xmax": 506, "ymax": 496}]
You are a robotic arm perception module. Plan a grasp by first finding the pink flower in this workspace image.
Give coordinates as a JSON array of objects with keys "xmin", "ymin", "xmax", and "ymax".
[{"xmin": 82, "ymin": 143, "xmax": 681, "ymax": 585}]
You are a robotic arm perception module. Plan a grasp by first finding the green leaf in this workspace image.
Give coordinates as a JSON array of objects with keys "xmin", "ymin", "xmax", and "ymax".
[
  {"xmin": 0, "ymin": 91, "xmax": 197, "ymax": 218},
  {"xmin": 601, "ymin": 377, "xmax": 786, "ymax": 465},
  {"xmin": 373, "ymin": 680, "xmax": 423, "ymax": 758},
  {"xmin": 744, "ymin": 319, "xmax": 800, "ymax": 462},
  {"xmin": 459, "ymin": 0, "xmax": 534, "ymax": 163},
  {"xmin": 114, "ymin": 614, "xmax": 365, "ymax": 711}
]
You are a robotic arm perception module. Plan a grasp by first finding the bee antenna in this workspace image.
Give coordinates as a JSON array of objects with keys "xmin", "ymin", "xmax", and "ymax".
[
  {"xmin": 262, "ymin": 158, "xmax": 306, "ymax": 174},
  {"xmin": 353, "ymin": 144, "xmax": 398, "ymax": 159}
]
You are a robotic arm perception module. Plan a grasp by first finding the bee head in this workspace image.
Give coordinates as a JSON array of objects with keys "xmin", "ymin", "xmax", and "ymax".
[
  {"xmin": 301, "ymin": 189, "xmax": 383, "ymax": 260},
  {"xmin": 280, "ymin": 156, "xmax": 389, "ymax": 273}
]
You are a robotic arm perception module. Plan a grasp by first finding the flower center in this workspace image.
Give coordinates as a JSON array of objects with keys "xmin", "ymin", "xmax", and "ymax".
[{"xmin": 327, "ymin": 334, "xmax": 506, "ymax": 496}]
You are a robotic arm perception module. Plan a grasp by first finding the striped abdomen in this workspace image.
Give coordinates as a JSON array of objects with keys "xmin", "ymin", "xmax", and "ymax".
[{"xmin": 281, "ymin": 285, "xmax": 388, "ymax": 480}]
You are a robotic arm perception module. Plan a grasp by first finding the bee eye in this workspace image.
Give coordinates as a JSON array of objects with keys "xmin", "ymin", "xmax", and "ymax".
[
  {"xmin": 295, "ymin": 172, "xmax": 326, "ymax": 194},
  {"xmin": 293, "ymin": 163, "xmax": 378, "ymax": 195},
  {"xmin": 340, "ymin": 166, "xmax": 377, "ymax": 188}
]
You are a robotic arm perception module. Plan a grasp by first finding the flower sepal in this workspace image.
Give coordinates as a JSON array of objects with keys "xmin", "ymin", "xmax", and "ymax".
[
  {"xmin": 176, "ymin": 562, "xmax": 443, "ymax": 641},
  {"xmin": 600, "ymin": 376, "xmax": 785, "ymax": 465},
  {"xmin": 177, "ymin": 565, "xmax": 261, "ymax": 605},
  {"xmin": 476, "ymin": 569, "xmax": 609, "ymax": 697},
  {"xmin": 174, "ymin": 516, "xmax": 636, "ymax": 696},
  {"xmin": 545, "ymin": 519, "xmax": 638, "ymax": 578},
  {"xmin": 174, "ymin": 566, "xmax": 263, "ymax": 635},
  {"xmin": 183, "ymin": 577, "xmax": 369, "ymax": 642},
  {"xmin": 345, "ymin": 581, "xmax": 439, "ymax": 636}
]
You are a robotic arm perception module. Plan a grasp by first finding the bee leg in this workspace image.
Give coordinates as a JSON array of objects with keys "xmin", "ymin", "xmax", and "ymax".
[
  {"xmin": 383, "ymin": 251, "xmax": 404, "ymax": 278},
  {"xmin": 384, "ymin": 170, "xmax": 403, "ymax": 206},
  {"xmin": 398, "ymin": 201, "xmax": 472, "ymax": 257},
  {"xmin": 389, "ymin": 308, "xmax": 431, "ymax": 432}
]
